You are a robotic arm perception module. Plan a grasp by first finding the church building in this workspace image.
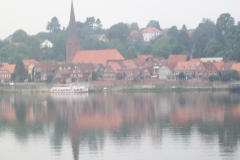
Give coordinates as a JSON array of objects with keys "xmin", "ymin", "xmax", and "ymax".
[{"xmin": 66, "ymin": 1, "xmax": 80, "ymax": 62}]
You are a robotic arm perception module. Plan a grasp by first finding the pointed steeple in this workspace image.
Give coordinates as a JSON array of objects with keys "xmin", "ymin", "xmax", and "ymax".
[
  {"xmin": 66, "ymin": 1, "xmax": 81, "ymax": 62},
  {"xmin": 68, "ymin": 1, "xmax": 77, "ymax": 40}
]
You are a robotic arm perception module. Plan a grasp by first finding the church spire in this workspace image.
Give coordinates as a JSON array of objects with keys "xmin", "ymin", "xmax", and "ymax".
[
  {"xmin": 68, "ymin": 1, "xmax": 77, "ymax": 40},
  {"xmin": 66, "ymin": 1, "xmax": 81, "ymax": 62}
]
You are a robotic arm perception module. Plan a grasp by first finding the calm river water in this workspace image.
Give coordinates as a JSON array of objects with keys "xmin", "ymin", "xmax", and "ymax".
[{"xmin": 0, "ymin": 92, "xmax": 240, "ymax": 160}]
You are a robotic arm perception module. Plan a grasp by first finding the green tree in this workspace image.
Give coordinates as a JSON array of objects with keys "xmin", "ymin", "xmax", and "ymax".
[
  {"xmin": 192, "ymin": 19, "xmax": 216, "ymax": 43},
  {"xmin": 167, "ymin": 26, "xmax": 178, "ymax": 38},
  {"xmin": 0, "ymin": 43, "xmax": 16, "ymax": 62},
  {"xmin": 151, "ymin": 37, "xmax": 173, "ymax": 58},
  {"xmin": 209, "ymin": 75, "xmax": 218, "ymax": 82},
  {"xmin": 46, "ymin": 17, "xmax": 61, "ymax": 32},
  {"xmin": 82, "ymin": 37, "xmax": 107, "ymax": 50},
  {"xmin": 221, "ymin": 69, "xmax": 239, "ymax": 82},
  {"xmin": 179, "ymin": 72, "xmax": 185, "ymax": 80},
  {"xmin": 95, "ymin": 18, "xmax": 103, "ymax": 31},
  {"xmin": 129, "ymin": 22, "xmax": 139, "ymax": 31},
  {"xmin": 193, "ymin": 33, "xmax": 209, "ymax": 58},
  {"xmin": 13, "ymin": 60, "xmax": 27, "ymax": 82},
  {"xmin": 181, "ymin": 24, "xmax": 187, "ymax": 32},
  {"xmin": 177, "ymin": 31, "xmax": 192, "ymax": 53},
  {"xmin": 12, "ymin": 29, "xmax": 28, "ymax": 43},
  {"xmin": 106, "ymin": 23, "xmax": 130, "ymax": 43},
  {"xmin": 85, "ymin": 16, "xmax": 95, "ymax": 29},
  {"xmin": 216, "ymin": 13, "xmax": 235, "ymax": 36},
  {"xmin": 146, "ymin": 20, "xmax": 161, "ymax": 30},
  {"xmin": 124, "ymin": 45, "xmax": 138, "ymax": 59},
  {"xmin": 204, "ymin": 39, "xmax": 223, "ymax": 57}
]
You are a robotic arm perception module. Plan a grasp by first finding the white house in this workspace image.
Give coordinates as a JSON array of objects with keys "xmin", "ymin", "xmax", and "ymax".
[
  {"xmin": 90, "ymin": 34, "xmax": 109, "ymax": 42},
  {"xmin": 40, "ymin": 39, "xmax": 53, "ymax": 48},
  {"xmin": 200, "ymin": 57, "xmax": 223, "ymax": 63},
  {"xmin": 141, "ymin": 27, "xmax": 162, "ymax": 42}
]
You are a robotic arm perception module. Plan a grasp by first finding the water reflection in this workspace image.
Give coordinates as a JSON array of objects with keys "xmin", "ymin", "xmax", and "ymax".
[{"xmin": 0, "ymin": 92, "xmax": 240, "ymax": 159}]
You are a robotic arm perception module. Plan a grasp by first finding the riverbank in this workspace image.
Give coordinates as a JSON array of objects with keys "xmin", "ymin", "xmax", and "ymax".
[{"xmin": 0, "ymin": 81, "xmax": 230, "ymax": 93}]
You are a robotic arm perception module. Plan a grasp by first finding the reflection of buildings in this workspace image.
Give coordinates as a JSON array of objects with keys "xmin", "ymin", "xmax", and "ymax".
[{"xmin": 1, "ymin": 92, "xmax": 240, "ymax": 159}]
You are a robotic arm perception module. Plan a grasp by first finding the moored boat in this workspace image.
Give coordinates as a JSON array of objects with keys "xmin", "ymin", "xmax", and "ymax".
[
  {"xmin": 50, "ymin": 84, "xmax": 88, "ymax": 93},
  {"xmin": 228, "ymin": 82, "xmax": 240, "ymax": 92}
]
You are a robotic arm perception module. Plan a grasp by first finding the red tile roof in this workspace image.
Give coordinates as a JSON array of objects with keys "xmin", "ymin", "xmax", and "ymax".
[
  {"xmin": 168, "ymin": 54, "xmax": 188, "ymax": 63},
  {"xmin": 130, "ymin": 30, "xmax": 140, "ymax": 36},
  {"xmin": 22, "ymin": 59, "xmax": 37, "ymax": 67},
  {"xmin": 231, "ymin": 63, "xmax": 240, "ymax": 72},
  {"xmin": 190, "ymin": 58, "xmax": 200, "ymax": 62},
  {"xmin": 187, "ymin": 29, "xmax": 194, "ymax": 36},
  {"xmin": 174, "ymin": 61, "xmax": 204, "ymax": 71},
  {"xmin": 121, "ymin": 60, "xmax": 136, "ymax": 68},
  {"xmin": 213, "ymin": 61, "xmax": 224, "ymax": 70},
  {"xmin": 141, "ymin": 27, "xmax": 161, "ymax": 34},
  {"xmin": 0, "ymin": 63, "xmax": 15, "ymax": 74},
  {"xmin": 108, "ymin": 61, "xmax": 122, "ymax": 73},
  {"xmin": 166, "ymin": 62, "xmax": 177, "ymax": 70},
  {"xmin": 73, "ymin": 49, "xmax": 125, "ymax": 66}
]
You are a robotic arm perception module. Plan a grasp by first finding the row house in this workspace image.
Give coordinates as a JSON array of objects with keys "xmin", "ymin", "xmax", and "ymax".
[
  {"xmin": 55, "ymin": 62, "xmax": 103, "ymax": 84},
  {"xmin": 70, "ymin": 63, "xmax": 101, "ymax": 82},
  {"xmin": 102, "ymin": 61, "xmax": 122, "ymax": 81},
  {"xmin": 174, "ymin": 61, "xmax": 206, "ymax": 79},
  {"xmin": 54, "ymin": 62, "xmax": 74, "ymax": 83},
  {"xmin": 102, "ymin": 60, "xmax": 138, "ymax": 81},
  {"xmin": 202, "ymin": 62, "xmax": 219, "ymax": 78},
  {"xmin": 157, "ymin": 63, "xmax": 177, "ymax": 80},
  {"xmin": 34, "ymin": 61, "xmax": 59, "ymax": 82},
  {"xmin": 0, "ymin": 63, "xmax": 15, "ymax": 83}
]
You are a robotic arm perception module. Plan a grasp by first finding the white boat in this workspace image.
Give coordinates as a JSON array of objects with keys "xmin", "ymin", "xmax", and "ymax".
[{"xmin": 50, "ymin": 84, "xmax": 88, "ymax": 93}]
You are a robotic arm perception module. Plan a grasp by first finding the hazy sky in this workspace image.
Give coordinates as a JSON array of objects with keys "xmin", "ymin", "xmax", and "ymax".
[{"xmin": 1, "ymin": 0, "xmax": 240, "ymax": 40}]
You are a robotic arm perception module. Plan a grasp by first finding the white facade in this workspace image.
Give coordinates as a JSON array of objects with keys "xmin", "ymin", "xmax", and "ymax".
[
  {"xmin": 141, "ymin": 27, "xmax": 162, "ymax": 42},
  {"xmin": 200, "ymin": 57, "xmax": 223, "ymax": 63},
  {"xmin": 40, "ymin": 40, "xmax": 53, "ymax": 48}
]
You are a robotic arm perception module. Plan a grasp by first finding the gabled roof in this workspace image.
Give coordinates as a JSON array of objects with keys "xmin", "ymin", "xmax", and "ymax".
[
  {"xmin": 168, "ymin": 54, "xmax": 188, "ymax": 63},
  {"xmin": 174, "ymin": 61, "xmax": 204, "ymax": 71},
  {"xmin": 221, "ymin": 61, "xmax": 235, "ymax": 71},
  {"xmin": 190, "ymin": 58, "xmax": 200, "ymax": 62},
  {"xmin": 202, "ymin": 62, "xmax": 218, "ymax": 71},
  {"xmin": 141, "ymin": 27, "xmax": 161, "ymax": 34},
  {"xmin": 213, "ymin": 61, "xmax": 224, "ymax": 71},
  {"xmin": 0, "ymin": 63, "xmax": 15, "ymax": 74},
  {"xmin": 120, "ymin": 60, "xmax": 136, "ymax": 68},
  {"xmin": 166, "ymin": 62, "xmax": 177, "ymax": 70},
  {"xmin": 146, "ymin": 56, "xmax": 166, "ymax": 64},
  {"xmin": 108, "ymin": 61, "xmax": 122, "ymax": 73},
  {"xmin": 22, "ymin": 59, "xmax": 37, "ymax": 67},
  {"xmin": 73, "ymin": 49, "xmax": 125, "ymax": 66},
  {"xmin": 130, "ymin": 30, "xmax": 141, "ymax": 36},
  {"xmin": 231, "ymin": 63, "xmax": 240, "ymax": 72}
]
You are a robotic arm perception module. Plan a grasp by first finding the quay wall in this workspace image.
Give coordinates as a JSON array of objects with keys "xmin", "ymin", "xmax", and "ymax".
[{"xmin": 0, "ymin": 81, "xmax": 229, "ymax": 93}]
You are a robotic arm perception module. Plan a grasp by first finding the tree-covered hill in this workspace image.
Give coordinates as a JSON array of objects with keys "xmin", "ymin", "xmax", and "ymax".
[{"xmin": 0, "ymin": 13, "xmax": 240, "ymax": 64}]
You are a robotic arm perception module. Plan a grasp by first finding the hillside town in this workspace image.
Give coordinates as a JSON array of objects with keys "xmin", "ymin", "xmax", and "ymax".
[{"xmin": 0, "ymin": 3, "xmax": 239, "ymax": 86}]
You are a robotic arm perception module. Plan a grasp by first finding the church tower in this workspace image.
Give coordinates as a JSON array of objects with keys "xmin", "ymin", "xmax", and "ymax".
[{"xmin": 66, "ymin": 1, "xmax": 80, "ymax": 62}]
